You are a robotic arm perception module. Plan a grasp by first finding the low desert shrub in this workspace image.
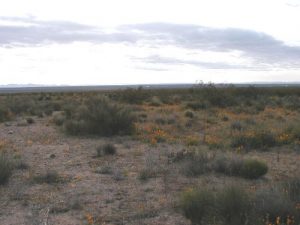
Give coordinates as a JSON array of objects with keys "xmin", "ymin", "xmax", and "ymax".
[
  {"xmin": 222, "ymin": 115, "xmax": 229, "ymax": 121},
  {"xmin": 0, "ymin": 153, "xmax": 14, "ymax": 185},
  {"xmin": 186, "ymin": 101, "xmax": 208, "ymax": 110},
  {"xmin": 95, "ymin": 165, "xmax": 113, "ymax": 174},
  {"xmin": 216, "ymin": 186, "xmax": 252, "ymax": 225},
  {"xmin": 26, "ymin": 117, "xmax": 34, "ymax": 124},
  {"xmin": 254, "ymin": 189, "xmax": 296, "ymax": 224},
  {"xmin": 180, "ymin": 186, "xmax": 255, "ymax": 225},
  {"xmin": 96, "ymin": 143, "xmax": 117, "ymax": 156},
  {"xmin": 213, "ymin": 154, "xmax": 244, "ymax": 177},
  {"xmin": 180, "ymin": 188, "xmax": 215, "ymax": 225},
  {"xmin": 14, "ymin": 159, "xmax": 29, "ymax": 170},
  {"xmin": 240, "ymin": 159, "xmax": 268, "ymax": 179},
  {"xmin": 103, "ymin": 143, "xmax": 116, "ymax": 155},
  {"xmin": 64, "ymin": 97, "xmax": 135, "ymax": 136},
  {"xmin": 230, "ymin": 121, "xmax": 243, "ymax": 131},
  {"xmin": 52, "ymin": 111, "xmax": 66, "ymax": 126},
  {"xmin": 6, "ymin": 96, "xmax": 35, "ymax": 116},
  {"xmin": 184, "ymin": 110, "xmax": 194, "ymax": 118},
  {"xmin": 213, "ymin": 155, "xmax": 268, "ymax": 179},
  {"xmin": 285, "ymin": 123, "xmax": 300, "ymax": 141},
  {"xmin": 283, "ymin": 177, "xmax": 300, "ymax": 202},
  {"xmin": 117, "ymin": 87, "xmax": 149, "ymax": 104},
  {"xmin": 231, "ymin": 129, "xmax": 277, "ymax": 150},
  {"xmin": 0, "ymin": 104, "xmax": 11, "ymax": 122},
  {"xmin": 182, "ymin": 151, "xmax": 211, "ymax": 176},
  {"xmin": 185, "ymin": 136, "xmax": 200, "ymax": 146},
  {"xmin": 138, "ymin": 168, "xmax": 157, "ymax": 181},
  {"xmin": 138, "ymin": 153, "xmax": 161, "ymax": 181},
  {"xmin": 33, "ymin": 170, "xmax": 61, "ymax": 184},
  {"xmin": 181, "ymin": 151, "xmax": 268, "ymax": 179},
  {"xmin": 149, "ymin": 96, "xmax": 162, "ymax": 106}
]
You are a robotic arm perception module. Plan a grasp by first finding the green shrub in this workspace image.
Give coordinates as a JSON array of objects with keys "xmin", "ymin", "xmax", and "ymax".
[
  {"xmin": 255, "ymin": 189, "xmax": 296, "ymax": 224},
  {"xmin": 180, "ymin": 186, "xmax": 255, "ymax": 225},
  {"xmin": 26, "ymin": 117, "xmax": 34, "ymax": 124},
  {"xmin": 0, "ymin": 104, "xmax": 11, "ymax": 122},
  {"xmin": 186, "ymin": 101, "xmax": 207, "ymax": 110},
  {"xmin": 213, "ymin": 154, "xmax": 244, "ymax": 177},
  {"xmin": 51, "ymin": 111, "xmax": 65, "ymax": 124},
  {"xmin": 14, "ymin": 160, "xmax": 29, "ymax": 170},
  {"xmin": 95, "ymin": 165, "xmax": 113, "ymax": 174},
  {"xmin": 285, "ymin": 123, "xmax": 300, "ymax": 141},
  {"xmin": 64, "ymin": 120, "xmax": 87, "ymax": 135},
  {"xmin": 231, "ymin": 130, "xmax": 277, "ymax": 150},
  {"xmin": 182, "ymin": 152, "xmax": 211, "ymax": 176},
  {"xmin": 222, "ymin": 115, "xmax": 229, "ymax": 121},
  {"xmin": 138, "ymin": 168, "xmax": 157, "ymax": 181},
  {"xmin": 213, "ymin": 155, "xmax": 268, "ymax": 179},
  {"xmin": 103, "ymin": 143, "xmax": 116, "ymax": 155},
  {"xmin": 96, "ymin": 143, "xmax": 116, "ymax": 156},
  {"xmin": 0, "ymin": 153, "xmax": 14, "ymax": 185},
  {"xmin": 180, "ymin": 185, "xmax": 300, "ymax": 225},
  {"xmin": 240, "ymin": 159, "xmax": 268, "ymax": 179},
  {"xmin": 283, "ymin": 177, "xmax": 300, "ymax": 202},
  {"xmin": 33, "ymin": 170, "xmax": 61, "ymax": 184},
  {"xmin": 6, "ymin": 96, "xmax": 35, "ymax": 115},
  {"xmin": 64, "ymin": 97, "xmax": 135, "ymax": 136},
  {"xmin": 230, "ymin": 121, "xmax": 243, "ymax": 131},
  {"xmin": 149, "ymin": 96, "xmax": 162, "ymax": 106},
  {"xmin": 216, "ymin": 186, "xmax": 252, "ymax": 225},
  {"xmin": 180, "ymin": 188, "xmax": 215, "ymax": 225},
  {"xmin": 184, "ymin": 111, "xmax": 194, "ymax": 118},
  {"xmin": 117, "ymin": 87, "xmax": 149, "ymax": 104}
]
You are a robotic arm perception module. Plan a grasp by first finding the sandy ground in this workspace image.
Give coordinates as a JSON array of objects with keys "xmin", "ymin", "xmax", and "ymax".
[
  {"xmin": 1, "ymin": 117, "xmax": 299, "ymax": 225},
  {"xmin": 0, "ymin": 117, "xmax": 191, "ymax": 225}
]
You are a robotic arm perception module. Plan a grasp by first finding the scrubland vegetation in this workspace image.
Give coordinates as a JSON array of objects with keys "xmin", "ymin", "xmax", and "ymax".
[{"xmin": 0, "ymin": 84, "xmax": 300, "ymax": 224}]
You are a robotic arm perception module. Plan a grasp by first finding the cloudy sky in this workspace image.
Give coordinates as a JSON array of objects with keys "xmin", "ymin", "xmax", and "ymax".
[{"xmin": 1, "ymin": 0, "xmax": 300, "ymax": 85}]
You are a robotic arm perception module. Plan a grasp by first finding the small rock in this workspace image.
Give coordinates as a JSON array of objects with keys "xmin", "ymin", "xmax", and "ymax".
[
  {"xmin": 49, "ymin": 154, "xmax": 56, "ymax": 159},
  {"xmin": 8, "ymin": 130, "xmax": 13, "ymax": 134}
]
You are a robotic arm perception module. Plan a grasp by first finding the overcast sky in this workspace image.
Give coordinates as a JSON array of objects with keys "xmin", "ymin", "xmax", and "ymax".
[{"xmin": 1, "ymin": 0, "xmax": 300, "ymax": 85}]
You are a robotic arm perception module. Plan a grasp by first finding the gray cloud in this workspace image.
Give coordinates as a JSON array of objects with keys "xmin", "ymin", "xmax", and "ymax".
[
  {"xmin": 0, "ymin": 16, "xmax": 139, "ymax": 46},
  {"xmin": 1, "ymin": 17, "xmax": 300, "ymax": 68},
  {"xmin": 122, "ymin": 23, "xmax": 300, "ymax": 67},
  {"xmin": 132, "ymin": 55, "xmax": 268, "ymax": 70}
]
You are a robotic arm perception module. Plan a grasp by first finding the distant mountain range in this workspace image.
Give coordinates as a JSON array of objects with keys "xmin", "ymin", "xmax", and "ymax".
[
  {"xmin": 0, "ymin": 82, "xmax": 299, "ymax": 94},
  {"xmin": 0, "ymin": 84, "xmax": 61, "ymax": 88},
  {"xmin": 1, "ymin": 82, "xmax": 300, "ymax": 88}
]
